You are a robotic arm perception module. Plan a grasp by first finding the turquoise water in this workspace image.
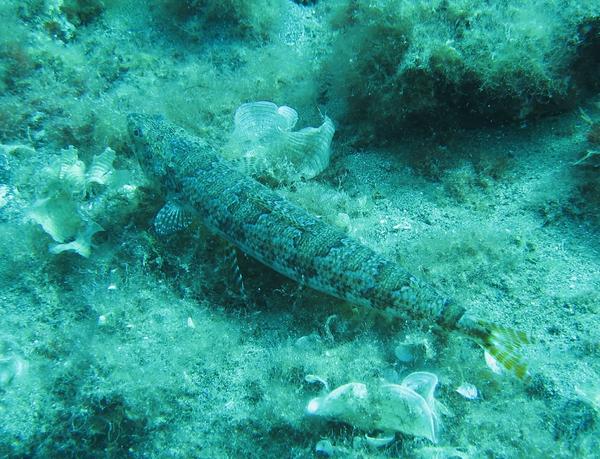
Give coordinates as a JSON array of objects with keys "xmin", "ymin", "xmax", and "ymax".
[{"xmin": 0, "ymin": 1, "xmax": 599, "ymax": 457}]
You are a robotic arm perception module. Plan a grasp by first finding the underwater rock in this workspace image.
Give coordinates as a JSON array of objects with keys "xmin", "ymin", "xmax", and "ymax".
[
  {"xmin": 395, "ymin": 342, "xmax": 428, "ymax": 364},
  {"xmin": 314, "ymin": 439, "xmax": 334, "ymax": 457},
  {"xmin": 306, "ymin": 371, "xmax": 441, "ymax": 443},
  {"xmin": 224, "ymin": 101, "xmax": 335, "ymax": 183}
]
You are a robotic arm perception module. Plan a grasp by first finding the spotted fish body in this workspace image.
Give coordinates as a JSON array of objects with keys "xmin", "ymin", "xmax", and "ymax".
[{"xmin": 128, "ymin": 113, "xmax": 530, "ymax": 377}]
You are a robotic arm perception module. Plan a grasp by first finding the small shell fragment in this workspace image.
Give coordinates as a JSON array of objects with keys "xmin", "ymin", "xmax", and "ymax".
[
  {"xmin": 364, "ymin": 433, "xmax": 395, "ymax": 448},
  {"xmin": 456, "ymin": 383, "xmax": 478, "ymax": 400},
  {"xmin": 484, "ymin": 350, "xmax": 503, "ymax": 375}
]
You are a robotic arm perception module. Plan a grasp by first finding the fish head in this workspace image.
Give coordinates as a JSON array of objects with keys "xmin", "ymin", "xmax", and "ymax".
[{"xmin": 127, "ymin": 113, "xmax": 174, "ymax": 183}]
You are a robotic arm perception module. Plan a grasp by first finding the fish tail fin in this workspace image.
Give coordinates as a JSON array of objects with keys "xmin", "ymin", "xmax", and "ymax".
[
  {"xmin": 480, "ymin": 321, "xmax": 531, "ymax": 380},
  {"xmin": 459, "ymin": 317, "xmax": 531, "ymax": 380}
]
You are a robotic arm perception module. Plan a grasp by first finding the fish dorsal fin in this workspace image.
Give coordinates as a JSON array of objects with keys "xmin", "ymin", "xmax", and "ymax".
[{"xmin": 154, "ymin": 200, "xmax": 194, "ymax": 236}]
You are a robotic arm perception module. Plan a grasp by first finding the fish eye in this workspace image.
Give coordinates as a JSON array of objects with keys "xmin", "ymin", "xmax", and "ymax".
[{"xmin": 133, "ymin": 127, "xmax": 143, "ymax": 137}]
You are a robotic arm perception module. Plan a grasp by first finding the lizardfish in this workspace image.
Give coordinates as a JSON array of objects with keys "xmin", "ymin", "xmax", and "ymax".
[{"xmin": 128, "ymin": 113, "xmax": 529, "ymax": 378}]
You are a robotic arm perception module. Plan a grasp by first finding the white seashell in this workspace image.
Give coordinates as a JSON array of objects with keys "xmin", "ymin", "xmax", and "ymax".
[
  {"xmin": 49, "ymin": 220, "xmax": 103, "ymax": 258},
  {"xmin": 364, "ymin": 433, "xmax": 395, "ymax": 448},
  {"xmin": 306, "ymin": 372, "xmax": 441, "ymax": 443},
  {"xmin": 29, "ymin": 195, "xmax": 81, "ymax": 243},
  {"xmin": 401, "ymin": 371, "xmax": 439, "ymax": 405},
  {"xmin": 233, "ymin": 101, "xmax": 298, "ymax": 141},
  {"xmin": 306, "ymin": 382, "xmax": 368, "ymax": 416},
  {"xmin": 575, "ymin": 383, "xmax": 600, "ymax": 412},
  {"xmin": 456, "ymin": 382, "xmax": 478, "ymax": 400},
  {"xmin": 484, "ymin": 350, "xmax": 503, "ymax": 375},
  {"xmin": 226, "ymin": 101, "xmax": 335, "ymax": 182},
  {"xmin": 87, "ymin": 147, "xmax": 116, "ymax": 186},
  {"xmin": 0, "ymin": 354, "xmax": 28, "ymax": 386},
  {"xmin": 57, "ymin": 147, "xmax": 86, "ymax": 192},
  {"xmin": 280, "ymin": 117, "xmax": 335, "ymax": 181},
  {"xmin": 381, "ymin": 383, "xmax": 439, "ymax": 443},
  {"xmin": 0, "ymin": 184, "xmax": 9, "ymax": 209},
  {"xmin": 276, "ymin": 105, "xmax": 299, "ymax": 130}
]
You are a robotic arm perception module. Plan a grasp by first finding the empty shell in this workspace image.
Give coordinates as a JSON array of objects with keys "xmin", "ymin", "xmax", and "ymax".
[
  {"xmin": 87, "ymin": 147, "xmax": 116, "ymax": 186},
  {"xmin": 225, "ymin": 101, "xmax": 335, "ymax": 183},
  {"xmin": 306, "ymin": 371, "xmax": 441, "ymax": 443}
]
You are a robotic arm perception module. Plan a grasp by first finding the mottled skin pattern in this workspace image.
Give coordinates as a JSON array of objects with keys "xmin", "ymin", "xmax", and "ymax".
[
  {"xmin": 127, "ymin": 113, "xmax": 530, "ymax": 378},
  {"xmin": 128, "ymin": 113, "xmax": 463, "ymax": 326}
]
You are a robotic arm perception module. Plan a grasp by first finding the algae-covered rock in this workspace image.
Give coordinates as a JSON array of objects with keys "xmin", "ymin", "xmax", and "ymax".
[{"xmin": 322, "ymin": 2, "xmax": 600, "ymax": 139}]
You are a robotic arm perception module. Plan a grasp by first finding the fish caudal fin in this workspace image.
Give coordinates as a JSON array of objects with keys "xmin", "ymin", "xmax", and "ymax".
[
  {"xmin": 458, "ymin": 317, "xmax": 531, "ymax": 380},
  {"xmin": 479, "ymin": 321, "xmax": 530, "ymax": 379}
]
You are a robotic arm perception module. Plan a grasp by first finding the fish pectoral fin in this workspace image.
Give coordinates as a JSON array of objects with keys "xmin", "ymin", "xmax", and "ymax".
[{"xmin": 154, "ymin": 200, "xmax": 194, "ymax": 236}]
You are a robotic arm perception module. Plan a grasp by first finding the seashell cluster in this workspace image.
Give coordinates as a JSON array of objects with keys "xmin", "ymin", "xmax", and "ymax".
[
  {"xmin": 28, "ymin": 146, "xmax": 136, "ymax": 257},
  {"xmin": 224, "ymin": 101, "xmax": 335, "ymax": 183},
  {"xmin": 306, "ymin": 371, "xmax": 441, "ymax": 443},
  {"xmin": 54, "ymin": 146, "xmax": 118, "ymax": 193}
]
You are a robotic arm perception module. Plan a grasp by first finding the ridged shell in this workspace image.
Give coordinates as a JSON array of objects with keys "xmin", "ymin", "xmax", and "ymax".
[
  {"xmin": 57, "ymin": 148, "xmax": 86, "ymax": 192},
  {"xmin": 233, "ymin": 101, "xmax": 298, "ymax": 141},
  {"xmin": 87, "ymin": 147, "xmax": 116, "ymax": 186},
  {"xmin": 280, "ymin": 117, "xmax": 335, "ymax": 181},
  {"xmin": 226, "ymin": 101, "xmax": 335, "ymax": 182}
]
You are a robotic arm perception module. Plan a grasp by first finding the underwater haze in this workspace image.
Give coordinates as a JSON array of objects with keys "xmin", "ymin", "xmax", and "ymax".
[{"xmin": 1, "ymin": 0, "xmax": 599, "ymax": 457}]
